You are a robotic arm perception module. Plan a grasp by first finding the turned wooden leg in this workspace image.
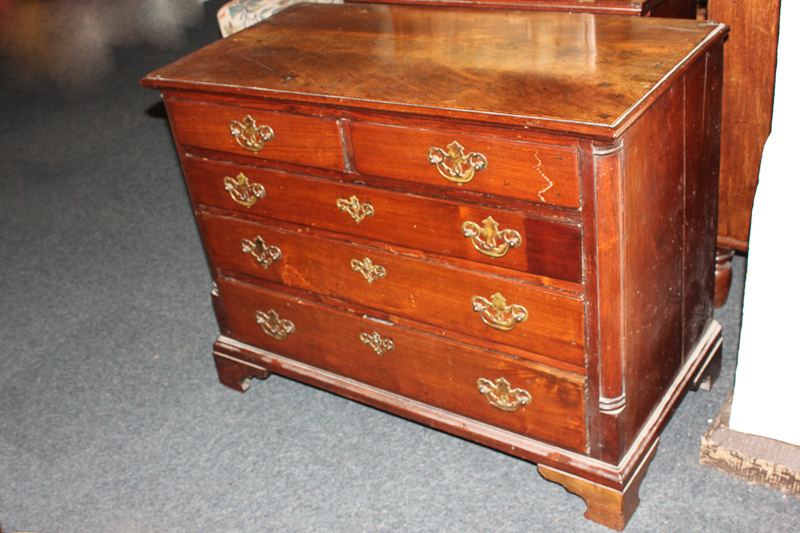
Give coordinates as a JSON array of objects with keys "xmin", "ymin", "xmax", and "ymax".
[
  {"xmin": 213, "ymin": 351, "xmax": 269, "ymax": 392},
  {"xmin": 714, "ymin": 246, "xmax": 735, "ymax": 308},
  {"xmin": 538, "ymin": 440, "xmax": 659, "ymax": 531}
]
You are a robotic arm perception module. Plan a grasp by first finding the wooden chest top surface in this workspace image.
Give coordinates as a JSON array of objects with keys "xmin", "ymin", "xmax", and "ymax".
[{"xmin": 142, "ymin": 4, "xmax": 725, "ymax": 138}]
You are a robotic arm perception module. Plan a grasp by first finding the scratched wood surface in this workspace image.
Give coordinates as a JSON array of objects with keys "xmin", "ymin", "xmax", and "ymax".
[
  {"xmin": 200, "ymin": 211, "xmax": 586, "ymax": 366},
  {"xmin": 181, "ymin": 156, "xmax": 584, "ymax": 284},
  {"xmin": 143, "ymin": 5, "xmax": 728, "ymax": 528},
  {"xmin": 143, "ymin": 4, "xmax": 724, "ymax": 137},
  {"xmin": 215, "ymin": 277, "xmax": 588, "ymax": 452}
]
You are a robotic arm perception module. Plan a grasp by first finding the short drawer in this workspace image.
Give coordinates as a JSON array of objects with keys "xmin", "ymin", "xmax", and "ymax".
[
  {"xmin": 202, "ymin": 213, "xmax": 585, "ymax": 367},
  {"xmin": 349, "ymin": 122, "xmax": 581, "ymax": 208},
  {"xmin": 168, "ymin": 99, "xmax": 346, "ymax": 171},
  {"xmin": 216, "ymin": 277, "xmax": 587, "ymax": 453},
  {"xmin": 185, "ymin": 157, "xmax": 583, "ymax": 283}
]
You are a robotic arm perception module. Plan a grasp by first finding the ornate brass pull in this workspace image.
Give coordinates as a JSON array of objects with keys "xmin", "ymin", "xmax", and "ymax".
[
  {"xmin": 255, "ymin": 309, "xmax": 295, "ymax": 340},
  {"xmin": 229, "ymin": 115, "xmax": 274, "ymax": 153},
  {"xmin": 360, "ymin": 331, "xmax": 394, "ymax": 355},
  {"xmin": 223, "ymin": 173, "xmax": 266, "ymax": 208},
  {"xmin": 337, "ymin": 195, "xmax": 374, "ymax": 224},
  {"xmin": 351, "ymin": 257, "xmax": 386, "ymax": 284},
  {"xmin": 241, "ymin": 236, "xmax": 282, "ymax": 269},
  {"xmin": 472, "ymin": 292, "xmax": 528, "ymax": 331},
  {"xmin": 477, "ymin": 377, "xmax": 531, "ymax": 412},
  {"xmin": 428, "ymin": 140, "xmax": 487, "ymax": 184},
  {"xmin": 462, "ymin": 216, "xmax": 522, "ymax": 258}
]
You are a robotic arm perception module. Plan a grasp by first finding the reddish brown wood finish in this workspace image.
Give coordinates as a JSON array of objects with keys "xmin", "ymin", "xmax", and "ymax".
[
  {"xmin": 216, "ymin": 277, "xmax": 588, "ymax": 451},
  {"xmin": 201, "ymin": 211, "xmax": 586, "ymax": 360},
  {"xmin": 201, "ymin": 212, "xmax": 586, "ymax": 365},
  {"xmin": 214, "ymin": 350, "xmax": 269, "ymax": 392},
  {"xmin": 169, "ymin": 99, "xmax": 346, "ymax": 171},
  {"xmin": 349, "ymin": 122, "xmax": 581, "ymax": 208},
  {"xmin": 142, "ymin": 5, "xmax": 726, "ymax": 139},
  {"xmin": 707, "ymin": 0, "xmax": 781, "ymax": 250},
  {"xmin": 183, "ymin": 156, "xmax": 583, "ymax": 282},
  {"xmin": 539, "ymin": 438, "xmax": 659, "ymax": 531},
  {"xmin": 143, "ymin": 6, "xmax": 727, "ymax": 529}
]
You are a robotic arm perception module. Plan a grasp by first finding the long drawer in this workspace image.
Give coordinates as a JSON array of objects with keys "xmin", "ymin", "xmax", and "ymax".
[
  {"xmin": 184, "ymin": 157, "xmax": 583, "ymax": 283},
  {"xmin": 202, "ymin": 212, "xmax": 586, "ymax": 366},
  {"xmin": 349, "ymin": 122, "xmax": 581, "ymax": 208},
  {"xmin": 169, "ymin": 99, "xmax": 346, "ymax": 171},
  {"xmin": 215, "ymin": 277, "xmax": 587, "ymax": 452}
]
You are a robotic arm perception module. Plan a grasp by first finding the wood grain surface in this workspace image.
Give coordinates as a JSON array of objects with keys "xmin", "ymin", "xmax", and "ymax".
[
  {"xmin": 707, "ymin": 0, "xmax": 780, "ymax": 249},
  {"xmin": 143, "ymin": 4, "xmax": 726, "ymax": 137},
  {"xmin": 182, "ymin": 156, "xmax": 584, "ymax": 282},
  {"xmin": 202, "ymin": 212, "xmax": 586, "ymax": 366},
  {"xmin": 216, "ymin": 277, "xmax": 587, "ymax": 452}
]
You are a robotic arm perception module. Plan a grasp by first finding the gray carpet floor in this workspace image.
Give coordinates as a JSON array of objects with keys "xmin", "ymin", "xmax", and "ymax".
[{"xmin": 1, "ymin": 2, "xmax": 798, "ymax": 532}]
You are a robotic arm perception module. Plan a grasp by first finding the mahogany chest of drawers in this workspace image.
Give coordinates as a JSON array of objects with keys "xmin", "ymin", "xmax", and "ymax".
[{"xmin": 143, "ymin": 5, "xmax": 726, "ymax": 529}]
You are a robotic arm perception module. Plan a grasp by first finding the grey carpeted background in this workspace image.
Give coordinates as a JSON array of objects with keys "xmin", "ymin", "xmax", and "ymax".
[{"xmin": 1, "ymin": 2, "xmax": 797, "ymax": 532}]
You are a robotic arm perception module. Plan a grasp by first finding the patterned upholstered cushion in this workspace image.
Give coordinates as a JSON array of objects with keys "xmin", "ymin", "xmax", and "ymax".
[{"xmin": 217, "ymin": 0, "xmax": 342, "ymax": 37}]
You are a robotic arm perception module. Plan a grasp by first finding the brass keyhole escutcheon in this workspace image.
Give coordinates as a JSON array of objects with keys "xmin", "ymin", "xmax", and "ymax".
[
  {"xmin": 428, "ymin": 140, "xmax": 487, "ymax": 184},
  {"xmin": 255, "ymin": 309, "xmax": 295, "ymax": 341},
  {"xmin": 241, "ymin": 236, "xmax": 282, "ymax": 269},
  {"xmin": 360, "ymin": 331, "xmax": 394, "ymax": 355},
  {"xmin": 351, "ymin": 257, "xmax": 387, "ymax": 284},
  {"xmin": 472, "ymin": 292, "xmax": 528, "ymax": 331},
  {"xmin": 477, "ymin": 377, "xmax": 531, "ymax": 412},
  {"xmin": 230, "ymin": 115, "xmax": 274, "ymax": 153},
  {"xmin": 223, "ymin": 173, "xmax": 266, "ymax": 208},
  {"xmin": 462, "ymin": 216, "xmax": 522, "ymax": 258},
  {"xmin": 337, "ymin": 195, "xmax": 374, "ymax": 224}
]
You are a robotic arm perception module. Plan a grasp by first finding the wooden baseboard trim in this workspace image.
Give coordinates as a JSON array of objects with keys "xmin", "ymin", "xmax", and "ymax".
[{"xmin": 700, "ymin": 392, "xmax": 800, "ymax": 496}]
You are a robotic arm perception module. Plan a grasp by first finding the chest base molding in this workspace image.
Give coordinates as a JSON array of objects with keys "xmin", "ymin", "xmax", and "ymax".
[{"xmin": 211, "ymin": 317, "xmax": 721, "ymax": 529}]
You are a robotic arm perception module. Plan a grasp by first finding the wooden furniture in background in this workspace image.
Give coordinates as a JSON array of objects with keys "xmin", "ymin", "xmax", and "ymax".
[
  {"xmin": 143, "ymin": 5, "xmax": 727, "ymax": 529},
  {"xmin": 707, "ymin": 0, "xmax": 781, "ymax": 250},
  {"xmin": 344, "ymin": 0, "xmax": 697, "ymax": 17}
]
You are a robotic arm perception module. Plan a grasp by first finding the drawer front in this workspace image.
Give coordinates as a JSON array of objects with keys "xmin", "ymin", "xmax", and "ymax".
[
  {"xmin": 216, "ymin": 278, "xmax": 587, "ymax": 452},
  {"xmin": 202, "ymin": 213, "xmax": 585, "ymax": 366},
  {"xmin": 168, "ymin": 99, "xmax": 346, "ymax": 171},
  {"xmin": 185, "ymin": 157, "xmax": 583, "ymax": 283},
  {"xmin": 349, "ymin": 122, "xmax": 581, "ymax": 208}
]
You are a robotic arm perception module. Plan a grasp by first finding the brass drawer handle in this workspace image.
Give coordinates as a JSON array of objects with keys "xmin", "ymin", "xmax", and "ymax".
[
  {"xmin": 230, "ymin": 115, "xmax": 274, "ymax": 153},
  {"xmin": 428, "ymin": 140, "xmax": 487, "ymax": 184},
  {"xmin": 255, "ymin": 309, "xmax": 295, "ymax": 340},
  {"xmin": 241, "ymin": 236, "xmax": 282, "ymax": 269},
  {"xmin": 337, "ymin": 195, "xmax": 374, "ymax": 224},
  {"xmin": 462, "ymin": 216, "xmax": 522, "ymax": 258},
  {"xmin": 477, "ymin": 377, "xmax": 531, "ymax": 412},
  {"xmin": 472, "ymin": 293, "xmax": 528, "ymax": 331},
  {"xmin": 223, "ymin": 173, "xmax": 265, "ymax": 208},
  {"xmin": 351, "ymin": 257, "xmax": 386, "ymax": 284},
  {"xmin": 360, "ymin": 331, "xmax": 394, "ymax": 355}
]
